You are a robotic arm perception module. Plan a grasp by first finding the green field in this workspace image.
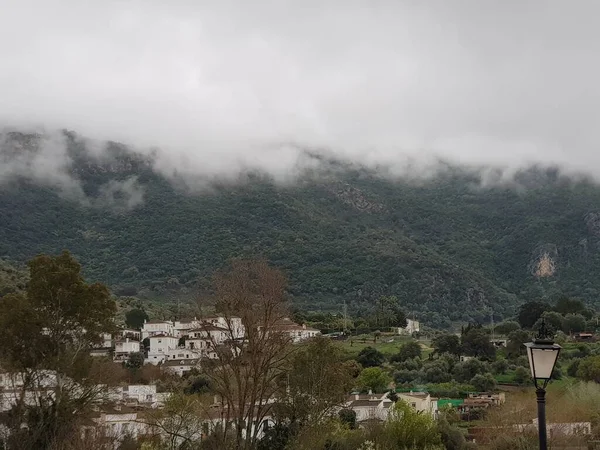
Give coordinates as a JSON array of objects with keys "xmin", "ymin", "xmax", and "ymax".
[{"xmin": 334, "ymin": 334, "xmax": 432, "ymax": 357}]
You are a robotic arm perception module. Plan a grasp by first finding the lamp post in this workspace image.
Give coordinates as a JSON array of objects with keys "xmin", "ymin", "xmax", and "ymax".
[{"xmin": 524, "ymin": 320, "xmax": 561, "ymax": 450}]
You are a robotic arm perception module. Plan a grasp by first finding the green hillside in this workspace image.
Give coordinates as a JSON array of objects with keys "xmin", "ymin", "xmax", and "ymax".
[{"xmin": 2, "ymin": 132, "xmax": 600, "ymax": 327}]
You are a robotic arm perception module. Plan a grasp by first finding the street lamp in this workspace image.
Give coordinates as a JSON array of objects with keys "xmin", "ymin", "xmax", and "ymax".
[{"xmin": 524, "ymin": 320, "xmax": 561, "ymax": 450}]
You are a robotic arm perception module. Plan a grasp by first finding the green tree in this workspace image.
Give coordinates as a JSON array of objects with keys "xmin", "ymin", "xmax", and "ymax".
[
  {"xmin": 493, "ymin": 320, "xmax": 520, "ymax": 336},
  {"xmin": 538, "ymin": 311, "xmax": 564, "ymax": 332},
  {"xmin": 567, "ymin": 359, "xmax": 581, "ymax": 378},
  {"xmin": 125, "ymin": 352, "xmax": 145, "ymax": 369},
  {"xmin": 0, "ymin": 251, "xmax": 117, "ymax": 449},
  {"xmin": 432, "ymin": 334, "xmax": 461, "ymax": 356},
  {"xmin": 338, "ymin": 409, "xmax": 357, "ymax": 429},
  {"xmin": 577, "ymin": 355, "xmax": 600, "ymax": 382},
  {"xmin": 423, "ymin": 359, "xmax": 453, "ymax": 383},
  {"xmin": 562, "ymin": 313, "xmax": 587, "ymax": 333},
  {"xmin": 125, "ymin": 308, "xmax": 149, "ymax": 329},
  {"xmin": 453, "ymin": 359, "xmax": 486, "ymax": 384},
  {"xmin": 470, "ymin": 373, "xmax": 497, "ymax": 392},
  {"xmin": 461, "ymin": 328, "xmax": 495, "ymax": 360},
  {"xmin": 506, "ymin": 329, "xmax": 531, "ymax": 358},
  {"xmin": 357, "ymin": 367, "xmax": 392, "ymax": 393},
  {"xmin": 356, "ymin": 346, "xmax": 386, "ymax": 368},
  {"xmin": 379, "ymin": 400, "xmax": 443, "ymax": 449},
  {"xmin": 491, "ymin": 359, "xmax": 509, "ymax": 375},
  {"xmin": 554, "ymin": 296, "xmax": 586, "ymax": 315},
  {"xmin": 391, "ymin": 341, "xmax": 422, "ymax": 363},
  {"xmin": 518, "ymin": 301, "xmax": 551, "ymax": 329},
  {"xmin": 513, "ymin": 366, "xmax": 530, "ymax": 385},
  {"xmin": 437, "ymin": 415, "xmax": 466, "ymax": 450}
]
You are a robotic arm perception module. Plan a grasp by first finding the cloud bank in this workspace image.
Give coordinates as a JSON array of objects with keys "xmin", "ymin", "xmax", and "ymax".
[{"xmin": 1, "ymin": 0, "xmax": 600, "ymax": 179}]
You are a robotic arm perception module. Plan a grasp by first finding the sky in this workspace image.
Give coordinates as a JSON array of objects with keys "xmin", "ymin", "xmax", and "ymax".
[{"xmin": 1, "ymin": 0, "xmax": 600, "ymax": 178}]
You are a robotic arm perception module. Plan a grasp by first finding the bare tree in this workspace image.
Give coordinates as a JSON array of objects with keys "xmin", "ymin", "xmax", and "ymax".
[{"xmin": 198, "ymin": 259, "xmax": 293, "ymax": 450}]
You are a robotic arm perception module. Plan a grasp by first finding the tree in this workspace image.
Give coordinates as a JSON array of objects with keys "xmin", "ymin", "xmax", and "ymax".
[
  {"xmin": 374, "ymin": 295, "xmax": 407, "ymax": 329},
  {"xmin": 506, "ymin": 329, "xmax": 531, "ymax": 358},
  {"xmin": 274, "ymin": 336, "xmax": 355, "ymax": 431},
  {"xmin": 461, "ymin": 328, "xmax": 495, "ymax": 360},
  {"xmin": 470, "ymin": 373, "xmax": 497, "ymax": 392},
  {"xmin": 423, "ymin": 359, "xmax": 452, "ymax": 383},
  {"xmin": 356, "ymin": 346, "xmax": 385, "ymax": 368},
  {"xmin": 0, "ymin": 251, "xmax": 117, "ymax": 449},
  {"xmin": 432, "ymin": 334, "xmax": 461, "ymax": 356},
  {"xmin": 391, "ymin": 341, "xmax": 422, "ymax": 363},
  {"xmin": 338, "ymin": 409, "xmax": 357, "ymax": 429},
  {"xmin": 125, "ymin": 352, "xmax": 145, "ymax": 370},
  {"xmin": 453, "ymin": 359, "xmax": 486, "ymax": 384},
  {"xmin": 493, "ymin": 320, "xmax": 520, "ymax": 336},
  {"xmin": 491, "ymin": 359, "xmax": 508, "ymax": 375},
  {"xmin": 577, "ymin": 355, "xmax": 600, "ymax": 383},
  {"xmin": 437, "ymin": 414, "xmax": 466, "ymax": 450},
  {"xmin": 356, "ymin": 367, "xmax": 392, "ymax": 393},
  {"xmin": 539, "ymin": 311, "xmax": 564, "ymax": 332},
  {"xmin": 513, "ymin": 366, "xmax": 530, "ymax": 385},
  {"xmin": 378, "ymin": 400, "xmax": 442, "ymax": 449},
  {"xmin": 518, "ymin": 301, "xmax": 551, "ymax": 329},
  {"xmin": 554, "ymin": 296, "xmax": 586, "ymax": 315},
  {"xmin": 200, "ymin": 259, "xmax": 293, "ymax": 450},
  {"xmin": 567, "ymin": 359, "xmax": 581, "ymax": 378},
  {"xmin": 143, "ymin": 393, "xmax": 208, "ymax": 449},
  {"xmin": 125, "ymin": 308, "xmax": 149, "ymax": 329},
  {"xmin": 562, "ymin": 313, "xmax": 587, "ymax": 333}
]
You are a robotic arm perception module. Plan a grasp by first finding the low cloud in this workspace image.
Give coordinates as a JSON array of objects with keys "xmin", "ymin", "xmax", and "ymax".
[{"xmin": 1, "ymin": 1, "xmax": 600, "ymax": 183}]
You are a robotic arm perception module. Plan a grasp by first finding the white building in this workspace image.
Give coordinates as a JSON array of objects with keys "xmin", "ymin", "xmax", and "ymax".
[
  {"xmin": 106, "ymin": 384, "xmax": 169, "ymax": 405},
  {"xmin": 163, "ymin": 358, "xmax": 200, "ymax": 377},
  {"xmin": 267, "ymin": 318, "xmax": 320, "ymax": 343},
  {"xmin": 83, "ymin": 404, "xmax": 151, "ymax": 444},
  {"xmin": 119, "ymin": 329, "xmax": 141, "ymax": 340},
  {"xmin": 114, "ymin": 338, "xmax": 142, "ymax": 362},
  {"xmin": 397, "ymin": 319, "xmax": 420, "ymax": 335},
  {"xmin": 141, "ymin": 320, "xmax": 175, "ymax": 339},
  {"xmin": 173, "ymin": 318, "xmax": 200, "ymax": 338},
  {"xmin": 200, "ymin": 316, "xmax": 245, "ymax": 340},
  {"xmin": 146, "ymin": 335, "xmax": 179, "ymax": 365},
  {"xmin": 188, "ymin": 325, "xmax": 229, "ymax": 345},
  {"xmin": 397, "ymin": 392, "xmax": 438, "ymax": 417},
  {"xmin": 345, "ymin": 393, "xmax": 393, "ymax": 423}
]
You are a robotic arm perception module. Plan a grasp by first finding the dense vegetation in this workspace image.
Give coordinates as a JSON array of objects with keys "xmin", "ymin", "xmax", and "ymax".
[{"xmin": 4, "ymin": 131, "xmax": 600, "ymax": 326}]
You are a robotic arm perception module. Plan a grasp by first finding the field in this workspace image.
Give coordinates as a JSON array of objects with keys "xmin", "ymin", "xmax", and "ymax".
[{"xmin": 333, "ymin": 333, "xmax": 433, "ymax": 358}]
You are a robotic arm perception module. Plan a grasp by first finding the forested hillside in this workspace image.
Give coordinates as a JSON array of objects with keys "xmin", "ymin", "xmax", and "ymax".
[{"xmin": 2, "ymin": 131, "xmax": 600, "ymax": 327}]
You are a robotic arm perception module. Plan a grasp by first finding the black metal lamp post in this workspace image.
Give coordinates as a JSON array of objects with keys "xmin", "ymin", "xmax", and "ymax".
[{"xmin": 524, "ymin": 320, "xmax": 561, "ymax": 450}]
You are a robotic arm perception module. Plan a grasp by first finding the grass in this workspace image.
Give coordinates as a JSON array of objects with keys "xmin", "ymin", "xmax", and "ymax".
[{"xmin": 334, "ymin": 334, "xmax": 430, "ymax": 357}]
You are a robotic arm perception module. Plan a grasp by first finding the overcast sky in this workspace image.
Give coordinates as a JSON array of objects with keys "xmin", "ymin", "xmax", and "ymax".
[{"xmin": 1, "ymin": 0, "xmax": 600, "ymax": 177}]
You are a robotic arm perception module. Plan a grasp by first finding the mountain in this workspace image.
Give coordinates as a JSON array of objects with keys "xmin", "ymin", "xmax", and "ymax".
[{"xmin": 2, "ymin": 131, "xmax": 600, "ymax": 328}]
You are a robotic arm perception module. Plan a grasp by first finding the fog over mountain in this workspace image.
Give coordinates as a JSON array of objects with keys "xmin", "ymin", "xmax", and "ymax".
[{"xmin": 1, "ymin": 0, "xmax": 600, "ymax": 182}]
